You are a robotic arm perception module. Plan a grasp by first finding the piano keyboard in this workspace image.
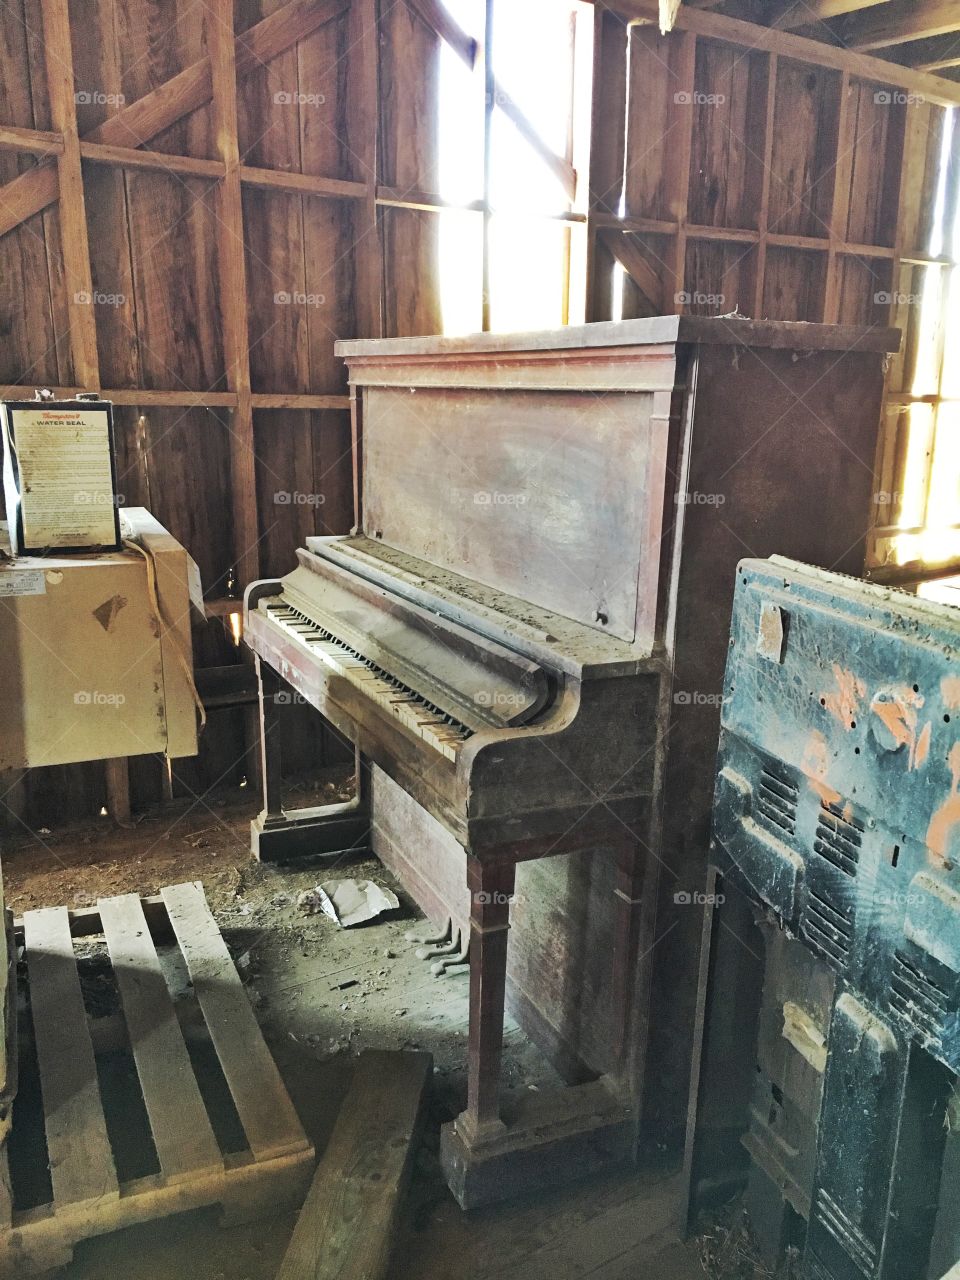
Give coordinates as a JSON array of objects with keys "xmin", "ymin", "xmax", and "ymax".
[{"xmin": 261, "ymin": 599, "xmax": 474, "ymax": 761}]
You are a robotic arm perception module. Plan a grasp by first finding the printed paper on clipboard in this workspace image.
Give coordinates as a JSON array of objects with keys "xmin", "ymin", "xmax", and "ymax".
[{"xmin": 1, "ymin": 398, "xmax": 122, "ymax": 555}]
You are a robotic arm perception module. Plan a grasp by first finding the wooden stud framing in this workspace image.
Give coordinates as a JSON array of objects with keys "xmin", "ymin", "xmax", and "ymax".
[
  {"xmin": 351, "ymin": 0, "xmax": 384, "ymax": 343},
  {"xmin": 823, "ymin": 71, "xmax": 853, "ymax": 323},
  {"xmin": 752, "ymin": 53, "xmax": 778, "ymax": 317},
  {"xmin": 0, "ymin": 124, "xmax": 63, "ymax": 155},
  {"xmin": 36, "ymin": 0, "xmax": 136, "ymax": 818},
  {"xmin": 585, "ymin": 6, "xmax": 628, "ymax": 321},
  {"xmin": 585, "ymin": 5, "xmax": 930, "ymax": 327},
  {"xmin": 602, "ymin": 0, "xmax": 960, "ymax": 107},
  {"xmin": 38, "ymin": 0, "xmax": 99, "ymax": 389},
  {"xmin": 207, "ymin": 0, "xmax": 258, "ymax": 589},
  {"xmin": 830, "ymin": 0, "xmax": 960, "ymax": 54}
]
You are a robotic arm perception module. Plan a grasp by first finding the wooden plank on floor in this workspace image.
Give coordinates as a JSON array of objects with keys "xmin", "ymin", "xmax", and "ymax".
[
  {"xmin": 160, "ymin": 882, "xmax": 309, "ymax": 1161},
  {"xmin": 277, "ymin": 1049, "xmax": 432, "ymax": 1280},
  {"xmin": 23, "ymin": 907, "xmax": 118, "ymax": 1208},
  {"xmin": 98, "ymin": 893, "xmax": 222, "ymax": 1183}
]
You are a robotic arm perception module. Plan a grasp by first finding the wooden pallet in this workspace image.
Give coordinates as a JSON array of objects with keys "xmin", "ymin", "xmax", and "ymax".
[{"xmin": 0, "ymin": 881, "xmax": 313, "ymax": 1275}]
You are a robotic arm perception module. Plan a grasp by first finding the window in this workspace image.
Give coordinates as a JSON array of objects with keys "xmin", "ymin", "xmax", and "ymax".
[
  {"xmin": 876, "ymin": 108, "xmax": 960, "ymax": 581},
  {"xmin": 436, "ymin": 0, "xmax": 593, "ymax": 335}
]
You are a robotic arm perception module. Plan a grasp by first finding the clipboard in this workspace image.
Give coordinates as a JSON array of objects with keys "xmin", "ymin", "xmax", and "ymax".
[{"xmin": 1, "ymin": 395, "xmax": 122, "ymax": 556}]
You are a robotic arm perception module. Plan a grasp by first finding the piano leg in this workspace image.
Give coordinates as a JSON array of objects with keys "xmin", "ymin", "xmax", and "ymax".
[
  {"xmin": 249, "ymin": 659, "xmax": 371, "ymax": 862},
  {"xmin": 257, "ymin": 660, "xmax": 284, "ymax": 826},
  {"xmin": 461, "ymin": 857, "xmax": 516, "ymax": 1143},
  {"xmin": 611, "ymin": 834, "xmax": 645, "ymax": 1091},
  {"xmin": 440, "ymin": 846, "xmax": 638, "ymax": 1209}
]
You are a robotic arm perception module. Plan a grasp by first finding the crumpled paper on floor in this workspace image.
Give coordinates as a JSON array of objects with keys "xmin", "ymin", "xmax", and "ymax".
[{"xmin": 297, "ymin": 878, "xmax": 399, "ymax": 927}]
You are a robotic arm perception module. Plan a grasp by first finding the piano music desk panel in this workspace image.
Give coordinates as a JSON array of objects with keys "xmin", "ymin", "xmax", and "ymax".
[
  {"xmin": 247, "ymin": 317, "xmax": 898, "ymax": 1206},
  {"xmin": 361, "ymin": 386, "xmax": 670, "ymax": 645}
]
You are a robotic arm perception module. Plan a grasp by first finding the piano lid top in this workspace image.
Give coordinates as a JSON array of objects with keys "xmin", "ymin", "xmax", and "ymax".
[
  {"xmin": 303, "ymin": 535, "xmax": 657, "ymax": 677},
  {"xmin": 335, "ymin": 316, "xmax": 901, "ymax": 362}
]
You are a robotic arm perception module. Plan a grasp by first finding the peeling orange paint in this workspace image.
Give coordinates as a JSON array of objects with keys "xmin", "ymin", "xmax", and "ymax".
[
  {"xmin": 870, "ymin": 685, "xmax": 931, "ymax": 771},
  {"xmin": 802, "ymin": 731, "xmax": 841, "ymax": 809},
  {"xmin": 943, "ymin": 676, "xmax": 960, "ymax": 710},
  {"xmin": 928, "ymin": 741, "xmax": 960, "ymax": 866},
  {"xmin": 822, "ymin": 664, "xmax": 866, "ymax": 730}
]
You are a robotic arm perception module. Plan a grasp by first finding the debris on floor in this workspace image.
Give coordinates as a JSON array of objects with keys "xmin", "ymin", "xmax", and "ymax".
[
  {"xmin": 297, "ymin": 877, "xmax": 400, "ymax": 927},
  {"xmin": 696, "ymin": 1204, "xmax": 794, "ymax": 1279}
]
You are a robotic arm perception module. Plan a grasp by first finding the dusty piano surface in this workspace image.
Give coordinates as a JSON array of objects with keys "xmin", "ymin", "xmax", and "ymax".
[{"xmin": 243, "ymin": 316, "xmax": 899, "ymax": 1206}]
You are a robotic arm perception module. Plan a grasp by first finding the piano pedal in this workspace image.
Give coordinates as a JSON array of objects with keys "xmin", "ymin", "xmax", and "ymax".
[
  {"xmin": 404, "ymin": 916, "xmax": 452, "ymax": 948},
  {"xmin": 415, "ymin": 928, "xmax": 461, "ymax": 962},
  {"xmin": 431, "ymin": 930, "xmax": 470, "ymax": 977}
]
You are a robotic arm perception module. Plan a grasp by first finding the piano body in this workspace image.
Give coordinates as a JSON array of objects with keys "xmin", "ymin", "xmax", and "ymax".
[{"xmin": 243, "ymin": 316, "xmax": 898, "ymax": 1207}]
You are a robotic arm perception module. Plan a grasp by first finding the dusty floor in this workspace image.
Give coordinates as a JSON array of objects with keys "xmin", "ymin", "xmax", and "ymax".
[{"xmin": 2, "ymin": 790, "xmax": 729, "ymax": 1280}]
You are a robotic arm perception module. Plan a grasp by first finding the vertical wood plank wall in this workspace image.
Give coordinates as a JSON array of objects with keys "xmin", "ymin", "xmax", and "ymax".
[
  {"xmin": 587, "ymin": 10, "xmax": 949, "ymax": 335},
  {"xmin": 0, "ymin": 0, "xmax": 442, "ymax": 829}
]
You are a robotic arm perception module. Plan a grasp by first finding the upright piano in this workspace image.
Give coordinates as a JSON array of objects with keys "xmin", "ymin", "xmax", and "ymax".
[{"xmin": 243, "ymin": 316, "xmax": 898, "ymax": 1206}]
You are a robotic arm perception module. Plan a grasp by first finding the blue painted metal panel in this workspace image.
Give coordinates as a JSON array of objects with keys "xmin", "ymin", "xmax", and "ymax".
[
  {"xmin": 716, "ymin": 556, "xmax": 960, "ymax": 1072},
  {"xmin": 713, "ymin": 557, "xmax": 960, "ymax": 1280}
]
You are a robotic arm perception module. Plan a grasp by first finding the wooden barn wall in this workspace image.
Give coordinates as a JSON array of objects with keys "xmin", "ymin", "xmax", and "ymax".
[
  {"xmin": 587, "ymin": 11, "xmax": 949, "ymax": 338},
  {"xmin": 0, "ymin": 0, "xmax": 444, "ymax": 833}
]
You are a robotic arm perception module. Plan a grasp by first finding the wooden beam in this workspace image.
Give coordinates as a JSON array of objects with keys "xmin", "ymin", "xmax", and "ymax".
[
  {"xmin": 888, "ymin": 30, "xmax": 960, "ymax": 68},
  {"xmin": 276, "ymin": 1051, "xmax": 431, "ymax": 1280},
  {"xmin": 600, "ymin": 229, "xmax": 664, "ymax": 309},
  {"xmin": 599, "ymin": 0, "xmax": 960, "ymax": 105},
  {"xmin": 824, "ymin": 70, "xmax": 852, "ymax": 323},
  {"xmin": 771, "ymin": 0, "xmax": 893, "ymax": 31},
  {"xmin": 753, "ymin": 52, "xmax": 778, "ymax": 317},
  {"xmin": 104, "ymin": 759, "xmax": 132, "ymax": 825},
  {"xmin": 80, "ymin": 144, "xmax": 370, "ymax": 197},
  {"xmin": 236, "ymin": 0, "xmax": 350, "ymax": 75},
  {"xmin": 0, "ymin": 0, "xmax": 349, "ymax": 240},
  {"xmin": 0, "ymin": 125, "xmax": 63, "ymax": 156},
  {"xmin": 206, "ymin": 0, "xmax": 259, "ymax": 588},
  {"xmin": 348, "ymin": 0, "xmax": 383, "ymax": 342},
  {"xmin": 829, "ymin": 0, "xmax": 960, "ymax": 51},
  {"xmin": 659, "ymin": 0, "xmax": 683, "ymax": 33},
  {"xmin": 0, "ymin": 166, "xmax": 58, "ymax": 238},
  {"xmin": 39, "ymin": 0, "xmax": 99, "ymax": 388},
  {"xmin": 585, "ymin": 7, "xmax": 628, "ymax": 321},
  {"xmin": 251, "ymin": 393, "xmax": 350, "ymax": 410},
  {"xmin": 405, "ymin": 0, "xmax": 478, "ymax": 66},
  {"xmin": 81, "ymin": 142, "xmax": 225, "ymax": 179},
  {"xmin": 493, "ymin": 77, "xmax": 577, "ymax": 200},
  {"xmin": 85, "ymin": 62, "xmax": 212, "ymax": 150},
  {"xmin": 375, "ymin": 184, "xmax": 484, "ymax": 212},
  {"xmin": 666, "ymin": 29, "xmax": 696, "ymax": 311},
  {"xmin": 240, "ymin": 165, "xmax": 367, "ymax": 200},
  {"xmin": 105, "ymin": 390, "xmax": 235, "ymax": 408},
  {"xmin": 0, "ymin": 386, "xmax": 349, "ymax": 410}
]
